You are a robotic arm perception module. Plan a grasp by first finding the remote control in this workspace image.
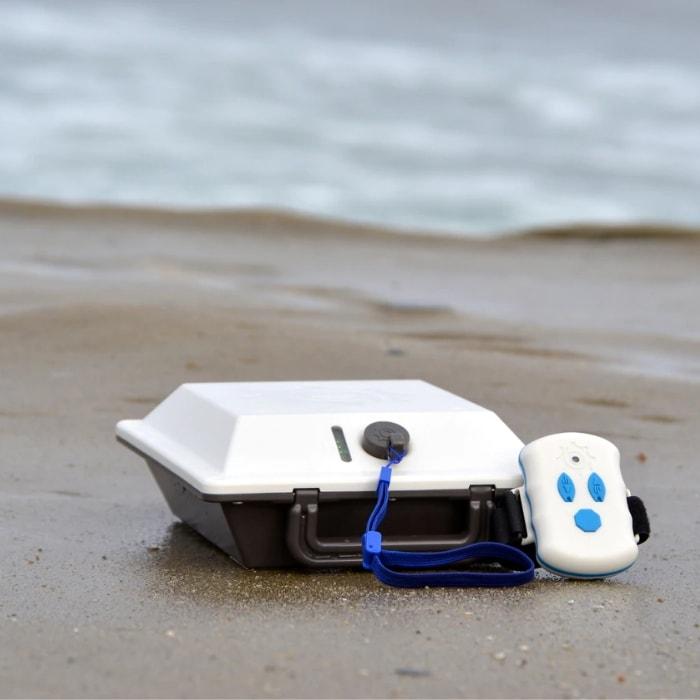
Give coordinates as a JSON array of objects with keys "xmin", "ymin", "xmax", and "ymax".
[{"xmin": 519, "ymin": 432, "xmax": 638, "ymax": 578}]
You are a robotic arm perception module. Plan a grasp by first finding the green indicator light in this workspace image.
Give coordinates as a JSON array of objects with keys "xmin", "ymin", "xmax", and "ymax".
[{"xmin": 331, "ymin": 426, "xmax": 352, "ymax": 462}]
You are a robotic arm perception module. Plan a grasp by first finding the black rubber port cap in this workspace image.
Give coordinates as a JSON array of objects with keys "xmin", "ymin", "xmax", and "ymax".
[{"xmin": 362, "ymin": 421, "xmax": 410, "ymax": 459}]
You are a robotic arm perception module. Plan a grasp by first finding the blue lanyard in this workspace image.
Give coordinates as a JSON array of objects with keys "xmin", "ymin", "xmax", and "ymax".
[{"xmin": 361, "ymin": 450, "xmax": 535, "ymax": 588}]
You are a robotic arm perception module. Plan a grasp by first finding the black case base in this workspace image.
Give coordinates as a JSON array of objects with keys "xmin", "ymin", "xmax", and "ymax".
[{"xmin": 122, "ymin": 439, "xmax": 529, "ymax": 569}]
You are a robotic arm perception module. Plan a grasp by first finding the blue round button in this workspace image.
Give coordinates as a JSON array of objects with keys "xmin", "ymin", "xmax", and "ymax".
[{"xmin": 574, "ymin": 508, "xmax": 601, "ymax": 532}]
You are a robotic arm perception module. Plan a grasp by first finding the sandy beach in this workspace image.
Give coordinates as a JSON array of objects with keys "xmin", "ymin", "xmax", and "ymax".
[{"xmin": 1, "ymin": 200, "xmax": 699, "ymax": 698}]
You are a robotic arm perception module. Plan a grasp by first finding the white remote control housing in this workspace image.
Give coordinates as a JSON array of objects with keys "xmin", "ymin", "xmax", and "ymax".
[{"xmin": 519, "ymin": 432, "xmax": 638, "ymax": 578}]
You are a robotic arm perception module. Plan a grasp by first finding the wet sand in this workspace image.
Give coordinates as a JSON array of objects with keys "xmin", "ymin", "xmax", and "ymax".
[{"xmin": 1, "ymin": 201, "xmax": 699, "ymax": 698}]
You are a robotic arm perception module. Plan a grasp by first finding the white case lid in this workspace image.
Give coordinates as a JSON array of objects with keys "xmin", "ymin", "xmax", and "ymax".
[{"xmin": 116, "ymin": 380, "xmax": 524, "ymax": 496}]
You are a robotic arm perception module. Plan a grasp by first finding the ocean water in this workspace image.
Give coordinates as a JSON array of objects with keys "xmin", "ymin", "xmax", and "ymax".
[{"xmin": 1, "ymin": 0, "xmax": 700, "ymax": 236}]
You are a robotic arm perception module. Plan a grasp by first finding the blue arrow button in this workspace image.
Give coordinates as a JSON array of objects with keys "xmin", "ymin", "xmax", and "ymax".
[
  {"xmin": 557, "ymin": 472, "xmax": 576, "ymax": 502},
  {"xmin": 588, "ymin": 472, "xmax": 606, "ymax": 502}
]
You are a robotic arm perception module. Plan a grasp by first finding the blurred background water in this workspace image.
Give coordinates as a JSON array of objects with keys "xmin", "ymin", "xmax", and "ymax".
[{"xmin": 1, "ymin": 0, "xmax": 699, "ymax": 236}]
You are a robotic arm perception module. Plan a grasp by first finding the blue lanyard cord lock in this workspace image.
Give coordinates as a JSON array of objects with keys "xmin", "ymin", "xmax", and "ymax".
[{"xmin": 361, "ymin": 450, "xmax": 535, "ymax": 588}]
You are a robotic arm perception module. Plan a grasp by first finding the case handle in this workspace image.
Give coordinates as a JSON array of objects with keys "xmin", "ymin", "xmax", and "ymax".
[{"xmin": 285, "ymin": 487, "xmax": 495, "ymax": 568}]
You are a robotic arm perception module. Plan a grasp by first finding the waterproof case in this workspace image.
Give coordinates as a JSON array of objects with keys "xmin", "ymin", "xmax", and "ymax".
[{"xmin": 116, "ymin": 380, "xmax": 530, "ymax": 568}]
